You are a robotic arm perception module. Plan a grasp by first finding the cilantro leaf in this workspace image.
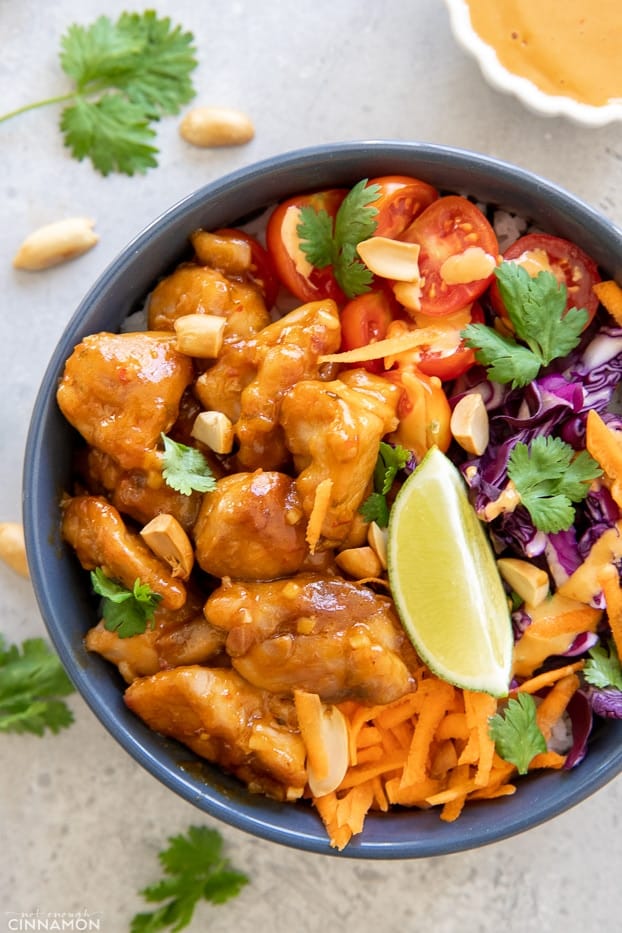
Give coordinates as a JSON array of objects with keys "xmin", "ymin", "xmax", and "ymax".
[
  {"xmin": 489, "ymin": 692, "xmax": 547, "ymax": 774},
  {"xmin": 131, "ymin": 826, "xmax": 249, "ymax": 932},
  {"xmin": 507, "ymin": 436, "xmax": 602, "ymax": 533},
  {"xmin": 161, "ymin": 434, "xmax": 217, "ymax": 496},
  {"xmin": 359, "ymin": 442, "xmax": 411, "ymax": 528},
  {"xmin": 583, "ymin": 639, "xmax": 622, "ymax": 690},
  {"xmin": 461, "ymin": 262, "xmax": 588, "ymax": 386},
  {"xmin": 461, "ymin": 323, "xmax": 541, "ymax": 388},
  {"xmin": 0, "ymin": 634, "xmax": 75, "ymax": 736},
  {"xmin": 1, "ymin": 12, "xmax": 198, "ymax": 176},
  {"xmin": 91, "ymin": 568, "xmax": 162, "ymax": 639},
  {"xmin": 297, "ymin": 180, "xmax": 380, "ymax": 299}
]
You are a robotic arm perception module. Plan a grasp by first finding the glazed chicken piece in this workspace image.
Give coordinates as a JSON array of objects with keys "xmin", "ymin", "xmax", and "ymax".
[
  {"xmin": 57, "ymin": 331, "xmax": 193, "ymax": 473},
  {"xmin": 125, "ymin": 666, "xmax": 307, "ymax": 801},
  {"xmin": 194, "ymin": 470, "xmax": 309, "ymax": 580},
  {"xmin": 147, "ymin": 263, "xmax": 271, "ymax": 339},
  {"xmin": 85, "ymin": 588, "xmax": 227, "ymax": 683},
  {"xmin": 195, "ymin": 299, "xmax": 341, "ymax": 470},
  {"xmin": 280, "ymin": 369, "xmax": 401, "ymax": 548},
  {"xmin": 61, "ymin": 495, "xmax": 186, "ymax": 610},
  {"xmin": 204, "ymin": 573, "xmax": 417, "ymax": 704},
  {"xmin": 80, "ymin": 447, "xmax": 202, "ymax": 533}
]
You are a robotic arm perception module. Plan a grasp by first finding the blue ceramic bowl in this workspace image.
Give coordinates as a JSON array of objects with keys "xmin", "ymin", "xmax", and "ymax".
[{"xmin": 23, "ymin": 141, "xmax": 622, "ymax": 858}]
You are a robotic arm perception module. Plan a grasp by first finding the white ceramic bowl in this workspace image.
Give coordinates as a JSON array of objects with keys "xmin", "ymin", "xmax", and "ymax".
[{"xmin": 444, "ymin": 0, "xmax": 622, "ymax": 127}]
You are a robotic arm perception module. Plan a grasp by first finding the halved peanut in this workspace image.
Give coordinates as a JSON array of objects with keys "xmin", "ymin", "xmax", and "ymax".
[
  {"xmin": 191, "ymin": 410, "xmax": 234, "ymax": 455},
  {"xmin": 173, "ymin": 314, "xmax": 226, "ymax": 358},
  {"xmin": 140, "ymin": 514, "xmax": 194, "ymax": 580},
  {"xmin": 0, "ymin": 522, "xmax": 29, "ymax": 577},
  {"xmin": 179, "ymin": 107, "xmax": 255, "ymax": 147},
  {"xmin": 450, "ymin": 393, "xmax": 490, "ymax": 456},
  {"xmin": 356, "ymin": 236, "xmax": 421, "ymax": 282},
  {"xmin": 13, "ymin": 217, "xmax": 98, "ymax": 271},
  {"xmin": 367, "ymin": 521, "xmax": 388, "ymax": 570},
  {"xmin": 294, "ymin": 690, "xmax": 349, "ymax": 798},
  {"xmin": 335, "ymin": 546, "xmax": 382, "ymax": 580},
  {"xmin": 191, "ymin": 229, "xmax": 252, "ymax": 274},
  {"xmin": 497, "ymin": 557, "xmax": 550, "ymax": 607},
  {"xmin": 392, "ymin": 279, "xmax": 423, "ymax": 312}
]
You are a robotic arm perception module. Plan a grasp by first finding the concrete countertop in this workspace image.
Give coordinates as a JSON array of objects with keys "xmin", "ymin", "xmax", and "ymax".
[{"xmin": 2, "ymin": 1, "xmax": 622, "ymax": 930}]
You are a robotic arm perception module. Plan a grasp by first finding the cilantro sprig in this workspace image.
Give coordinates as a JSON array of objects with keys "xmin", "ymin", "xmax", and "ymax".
[
  {"xmin": 0, "ymin": 634, "xmax": 75, "ymax": 736},
  {"xmin": 583, "ymin": 639, "xmax": 622, "ymax": 690},
  {"xmin": 0, "ymin": 12, "xmax": 198, "ymax": 175},
  {"xmin": 359, "ymin": 441, "xmax": 411, "ymax": 528},
  {"xmin": 131, "ymin": 826, "xmax": 249, "ymax": 932},
  {"xmin": 489, "ymin": 692, "xmax": 547, "ymax": 775},
  {"xmin": 297, "ymin": 179, "xmax": 381, "ymax": 298},
  {"xmin": 91, "ymin": 568, "xmax": 162, "ymax": 639},
  {"xmin": 506, "ymin": 435, "xmax": 602, "ymax": 533},
  {"xmin": 462, "ymin": 263, "xmax": 589, "ymax": 388},
  {"xmin": 161, "ymin": 434, "xmax": 217, "ymax": 496}
]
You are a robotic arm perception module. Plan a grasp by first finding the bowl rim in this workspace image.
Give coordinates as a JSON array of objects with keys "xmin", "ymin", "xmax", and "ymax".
[
  {"xmin": 23, "ymin": 139, "xmax": 622, "ymax": 858},
  {"xmin": 443, "ymin": 0, "xmax": 622, "ymax": 127}
]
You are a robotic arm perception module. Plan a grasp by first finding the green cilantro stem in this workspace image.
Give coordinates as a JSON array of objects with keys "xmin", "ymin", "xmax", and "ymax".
[{"xmin": 0, "ymin": 93, "xmax": 77, "ymax": 124}]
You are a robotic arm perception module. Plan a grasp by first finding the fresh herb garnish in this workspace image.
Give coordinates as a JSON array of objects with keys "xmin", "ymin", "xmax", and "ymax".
[
  {"xmin": 161, "ymin": 434, "xmax": 217, "ymax": 496},
  {"xmin": 297, "ymin": 179, "xmax": 381, "ymax": 298},
  {"xmin": 0, "ymin": 634, "xmax": 75, "ymax": 736},
  {"xmin": 0, "ymin": 12, "xmax": 198, "ymax": 175},
  {"xmin": 359, "ymin": 441, "xmax": 411, "ymax": 528},
  {"xmin": 488, "ymin": 692, "xmax": 547, "ymax": 775},
  {"xmin": 462, "ymin": 263, "xmax": 588, "ymax": 388},
  {"xmin": 130, "ymin": 826, "xmax": 249, "ymax": 932},
  {"xmin": 91, "ymin": 568, "xmax": 162, "ymax": 638},
  {"xmin": 583, "ymin": 639, "xmax": 622, "ymax": 690},
  {"xmin": 506, "ymin": 435, "xmax": 601, "ymax": 533}
]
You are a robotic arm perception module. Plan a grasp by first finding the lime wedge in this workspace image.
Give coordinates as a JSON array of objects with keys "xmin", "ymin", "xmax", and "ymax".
[{"xmin": 387, "ymin": 446, "xmax": 512, "ymax": 697}]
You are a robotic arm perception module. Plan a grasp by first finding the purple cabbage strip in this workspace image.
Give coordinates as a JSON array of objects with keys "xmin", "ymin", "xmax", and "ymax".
[
  {"xmin": 584, "ymin": 686, "xmax": 622, "ymax": 720},
  {"xmin": 563, "ymin": 691, "xmax": 594, "ymax": 769}
]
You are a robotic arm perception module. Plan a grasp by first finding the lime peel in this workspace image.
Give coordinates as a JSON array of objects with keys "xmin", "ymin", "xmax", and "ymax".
[{"xmin": 387, "ymin": 446, "xmax": 512, "ymax": 697}]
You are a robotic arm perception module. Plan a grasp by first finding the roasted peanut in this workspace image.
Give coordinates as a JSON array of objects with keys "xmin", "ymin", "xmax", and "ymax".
[
  {"xmin": 173, "ymin": 314, "xmax": 227, "ymax": 358},
  {"xmin": 335, "ymin": 545, "xmax": 382, "ymax": 580},
  {"xmin": 140, "ymin": 514, "xmax": 194, "ymax": 580},
  {"xmin": 13, "ymin": 217, "xmax": 98, "ymax": 270},
  {"xmin": 0, "ymin": 522, "xmax": 29, "ymax": 578},
  {"xmin": 179, "ymin": 107, "xmax": 255, "ymax": 148},
  {"xmin": 450, "ymin": 392, "xmax": 490, "ymax": 456},
  {"xmin": 356, "ymin": 236, "xmax": 421, "ymax": 282},
  {"xmin": 191, "ymin": 410, "xmax": 234, "ymax": 455}
]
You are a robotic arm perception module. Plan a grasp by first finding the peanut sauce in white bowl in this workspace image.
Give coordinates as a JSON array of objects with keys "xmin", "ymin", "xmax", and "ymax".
[{"xmin": 444, "ymin": 0, "xmax": 622, "ymax": 126}]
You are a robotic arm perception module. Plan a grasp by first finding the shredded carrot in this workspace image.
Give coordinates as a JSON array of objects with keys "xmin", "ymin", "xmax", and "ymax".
[
  {"xmin": 294, "ymin": 689, "xmax": 329, "ymax": 780},
  {"xmin": 400, "ymin": 680, "xmax": 455, "ymax": 788},
  {"xmin": 305, "ymin": 478, "xmax": 332, "ymax": 553},
  {"xmin": 528, "ymin": 750, "xmax": 566, "ymax": 770},
  {"xmin": 593, "ymin": 279, "xmax": 622, "ymax": 326},
  {"xmin": 586, "ymin": 409, "xmax": 622, "ymax": 507},
  {"xmin": 535, "ymin": 673, "xmax": 580, "ymax": 742},
  {"xmin": 597, "ymin": 562, "xmax": 622, "ymax": 662},
  {"xmin": 515, "ymin": 660, "xmax": 585, "ymax": 695},
  {"xmin": 318, "ymin": 326, "xmax": 457, "ymax": 365}
]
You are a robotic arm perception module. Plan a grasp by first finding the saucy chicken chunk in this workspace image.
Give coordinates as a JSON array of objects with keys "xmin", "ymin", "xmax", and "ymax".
[
  {"xmin": 194, "ymin": 470, "xmax": 309, "ymax": 580},
  {"xmin": 57, "ymin": 332, "xmax": 193, "ymax": 472},
  {"xmin": 280, "ymin": 370, "xmax": 401, "ymax": 548},
  {"xmin": 204, "ymin": 573, "xmax": 417, "ymax": 704},
  {"xmin": 195, "ymin": 299, "xmax": 341, "ymax": 470},
  {"xmin": 125, "ymin": 666, "xmax": 307, "ymax": 801},
  {"xmin": 62, "ymin": 495, "xmax": 186, "ymax": 609}
]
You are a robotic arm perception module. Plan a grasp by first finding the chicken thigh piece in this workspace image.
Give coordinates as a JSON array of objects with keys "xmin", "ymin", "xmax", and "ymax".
[
  {"xmin": 204, "ymin": 573, "xmax": 417, "ymax": 704},
  {"xmin": 147, "ymin": 263, "xmax": 271, "ymax": 339},
  {"xmin": 195, "ymin": 299, "xmax": 341, "ymax": 470},
  {"xmin": 57, "ymin": 331, "xmax": 193, "ymax": 473},
  {"xmin": 61, "ymin": 495, "xmax": 186, "ymax": 610},
  {"xmin": 85, "ymin": 588, "xmax": 227, "ymax": 683},
  {"xmin": 194, "ymin": 470, "xmax": 309, "ymax": 580},
  {"xmin": 124, "ymin": 666, "xmax": 307, "ymax": 801},
  {"xmin": 280, "ymin": 369, "xmax": 401, "ymax": 548}
]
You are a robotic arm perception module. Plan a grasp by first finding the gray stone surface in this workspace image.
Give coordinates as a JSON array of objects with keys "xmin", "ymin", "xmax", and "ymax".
[{"xmin": 2, "ymin": 1, "xmax": 622, "ymax": 930}]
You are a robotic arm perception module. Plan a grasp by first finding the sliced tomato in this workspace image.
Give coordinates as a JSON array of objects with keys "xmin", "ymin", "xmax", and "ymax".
[
  {"xmin": 490, "ymin": 232, "xmax": 601, "ymax": 328},
  {"xmin": 265, "ymin": 189, "xmax": 347, "ymax": 303},
  {"xmin": 367, "ymin": 175, "xmax": 439, "ymax": 238},
  {"xmin": 414, "ymin": 302, "xmax": 485, "ymax": 381},
  {"xmin": 339, "ymin": 289, "xmax": 400, "ymax": 374},
  {"xmin": 400, "ymin": 195, "xmax": 499, "ymax": 316},
  {"xmin": 214, "ymin": 228, "xmax": 280, "ymax": 310}
]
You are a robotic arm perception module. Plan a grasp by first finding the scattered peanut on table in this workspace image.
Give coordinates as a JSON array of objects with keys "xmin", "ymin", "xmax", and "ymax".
[
  {"xmin": 179, "ymin": 106, "xmax": 255, "ymax": 148},
  {"xmin": 0, "ymin": 522, "xmax": 29, "ymax": 578},
  {"xmin": 13, "ymin": 217, "xmax": 98, "ymax": 270}
]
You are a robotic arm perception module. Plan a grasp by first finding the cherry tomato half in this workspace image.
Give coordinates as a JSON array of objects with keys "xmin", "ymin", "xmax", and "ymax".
[
  {"xmin": 339, "ymin": 289, "xmax": 400, "ymax": 374},
  {"xmin": 414, "ymin": 302, "xmax": 485, "ymax": 381},
  {"xmin": 265, "ymin": 189, "xmax": 347, "ymax": 303},
  {"xmin": 214, "ymin": 228, "xmax": 280, "ymax": 310},
  {"xmin": 490, "ymin": 232, "xmax": 601, "ymax": 328},
  {"xmin": 400, "ymin": 195, "xmax": 499, "ymax": 316},
  {"xmin": 367, "ymin": 175, "xmax": 439, "ymax": 238}
]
